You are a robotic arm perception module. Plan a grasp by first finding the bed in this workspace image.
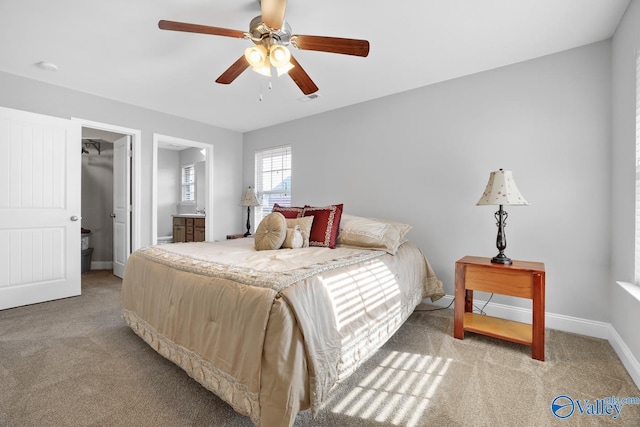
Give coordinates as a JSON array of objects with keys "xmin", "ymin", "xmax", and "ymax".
[{"xmin": 121, "ymin": 211, "xmax": 444, "ymax": 427}]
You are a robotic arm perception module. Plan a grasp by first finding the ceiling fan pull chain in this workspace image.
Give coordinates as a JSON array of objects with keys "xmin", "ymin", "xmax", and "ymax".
[{"xmin": 258, "ymin": 79, "xmax": 273, "ymax": 102}]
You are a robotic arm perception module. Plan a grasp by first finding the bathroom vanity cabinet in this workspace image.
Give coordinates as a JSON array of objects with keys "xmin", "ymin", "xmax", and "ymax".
[{"xmin": 173, "ymin": 216, "xmax": 205, "ymax": 242}]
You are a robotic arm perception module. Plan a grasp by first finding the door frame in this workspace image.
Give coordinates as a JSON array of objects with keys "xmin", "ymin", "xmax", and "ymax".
[
  {"xmin": 72, "ymin": 118, "xmax": 141, "ymax": 255},
  {"xmin": 152, "ymin": 133, "xmax": 214, "ymax": 244}
]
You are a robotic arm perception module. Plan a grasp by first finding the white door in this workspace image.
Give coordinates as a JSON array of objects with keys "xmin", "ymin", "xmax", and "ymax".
[
  {"xmin": 0, "ymin": 106, "xmax": 81, "ymax": 310},
  {"xmin": 113, "ymin": 135, "xmax": 130, "ymax": 278}
]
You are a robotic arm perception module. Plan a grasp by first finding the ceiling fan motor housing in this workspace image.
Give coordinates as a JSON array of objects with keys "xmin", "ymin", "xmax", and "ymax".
[{"xmin": 249, "ymin": 16, "xmax": 291, "ymax": 47}]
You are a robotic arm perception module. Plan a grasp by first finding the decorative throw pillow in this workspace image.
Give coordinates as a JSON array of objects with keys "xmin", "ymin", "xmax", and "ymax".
[
  {"xmin": 254, "ymin": 212, "xmax": 287, "ymax": 251},
  {"xmin": 376, "ymin": 217, "xmax": 412, "ymax": 245},
  {"xmin": 285, "ymin": 216, "xmax": 314, "ymax": 248},
  {"xmin": 282, "ymin": 225, "xmax": 303, "ymax": 249},
  {"xmin": 272, "ymin": 203, "xmax": 304, "ymax": 219},
  {"xmin": 337, "ymin": 214, "xmax": 412, "ymax": 254},
  {"xmin": 302, "ymin": 204, "xmax": 343, "ymax": 248}
]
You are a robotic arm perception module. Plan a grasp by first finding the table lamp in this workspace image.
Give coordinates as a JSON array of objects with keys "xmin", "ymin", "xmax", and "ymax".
[
  {"xmin": 241, "ymin": 186, "xmax": 261, "ymax": 236},
  {"xmin": 477, "ymin": 169, "xmax": 528, "ymax": 265}
]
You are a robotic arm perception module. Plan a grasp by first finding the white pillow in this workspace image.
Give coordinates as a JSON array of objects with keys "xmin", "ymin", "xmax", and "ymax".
[{"xmin": 337, "ymin": 214, "xmax": 411, "ymax": 254}]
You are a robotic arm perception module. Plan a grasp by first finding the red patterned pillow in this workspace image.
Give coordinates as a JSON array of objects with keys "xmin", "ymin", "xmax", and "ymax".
[
  {"xmin": 272, "ymin": 203, "xmax": 303, "ymax": 219},
  {"xmin": 303, "ymin": 204, "xmax": 343, "ymax": 248}
]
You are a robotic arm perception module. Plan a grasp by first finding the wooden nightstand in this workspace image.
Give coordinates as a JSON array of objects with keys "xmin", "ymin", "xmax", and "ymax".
[{"xmin": 453, "ymin": 256, "xmax": 546, "ymax": 361}]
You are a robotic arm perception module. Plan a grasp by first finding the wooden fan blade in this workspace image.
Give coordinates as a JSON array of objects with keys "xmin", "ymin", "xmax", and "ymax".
[
  {"xmin": 158, "ymin": 20, "xmax": 246, "ymax": 39},
  {"xmin": 292, "ymin": 34, "xmax": 370, "ymax": 57},
  {"xmin": 288, "ymin": 56, "xmax": 319, "ymax": 95},
  {"xmin": 261, "ymin": 0, "xmax": 287, "ymax": 29},
  {"xmin": 215, "ymin": 56, "xmax": 250, "ymax": 85}
]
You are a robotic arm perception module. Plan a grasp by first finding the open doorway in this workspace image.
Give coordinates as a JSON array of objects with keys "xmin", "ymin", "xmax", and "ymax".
[
  {"xmin": 74, "ymin": 118, "xmax": 141, "ymax": 278},
  {"xmin": 152, "ymin": 134, "xmax": 214, "ymax": 245},
  {"xmin": 80, "ymin": 130, "xmax": 118, "ymax": 274}
]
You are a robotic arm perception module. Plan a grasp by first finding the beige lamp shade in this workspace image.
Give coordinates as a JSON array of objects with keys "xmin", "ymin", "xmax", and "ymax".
[
  {"xmin": 241, "ymin": 187, "xmax": 261, "ymax": 207},
  {"xmin": 477, "ymin": 169, "xmax": 528, "ymax": 206}
]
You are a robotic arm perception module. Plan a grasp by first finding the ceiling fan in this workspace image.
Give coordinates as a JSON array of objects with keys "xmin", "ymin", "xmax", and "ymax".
[{"xmin": 158, "ymin": 0, "xmax": 370, "ymax": 95}]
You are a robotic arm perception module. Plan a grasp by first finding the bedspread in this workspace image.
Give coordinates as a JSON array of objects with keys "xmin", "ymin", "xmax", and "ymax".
[{"xmin": 121, "ymin": 238, "xmax": 443, "ymax": 426}]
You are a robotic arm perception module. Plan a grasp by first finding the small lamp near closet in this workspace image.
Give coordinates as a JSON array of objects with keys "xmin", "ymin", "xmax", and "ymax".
[
  {"xmin": 241, "ymin": 187, "xmax": 261, "ymax": 237},
  {"xmin": 476, "ymin": 169, "xmax": 528, "ymax": 265}
]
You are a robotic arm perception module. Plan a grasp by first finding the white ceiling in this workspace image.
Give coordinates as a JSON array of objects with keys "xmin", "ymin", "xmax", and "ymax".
[{"xmin": 0, "ymin": 0, "xmax": 630, "ymax": 133}]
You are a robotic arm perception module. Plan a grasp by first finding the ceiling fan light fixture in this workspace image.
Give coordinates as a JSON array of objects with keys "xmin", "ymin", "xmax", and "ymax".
[
  {"xmin": 269, "ymin": 44, "xmax": 291, "ymax": 68},
  {"xmin": 244, "ymin": 45, "xmax": 268, "ymax": 69},
  {"xmin": 253, "ymin": 67, "xmax": 272, "ymax": 77},
  {"xmin": 252, "ymin": 55, "xmax": 272, "ymax": 77},
  {"xmin": 276, "ymin": 62, "xmax": 294, "ymax": 76}
]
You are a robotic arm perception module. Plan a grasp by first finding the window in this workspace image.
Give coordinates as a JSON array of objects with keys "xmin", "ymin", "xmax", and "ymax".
[
  {"xmin": 181, "ymin": 164, "xmax": 195, "ymax": 203},
  {"xmin": 255, "ymin": 146, "xmax": 292, "ymax": 224},
  {"xmin": 636, "ymin": 54, "xmax": 640, "ymax": 285}
]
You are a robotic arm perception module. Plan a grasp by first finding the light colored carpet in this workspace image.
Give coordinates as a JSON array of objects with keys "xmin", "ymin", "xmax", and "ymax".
[{"xmin": 1, "ymin": 270, "xmax": 639, "ymax": 426}]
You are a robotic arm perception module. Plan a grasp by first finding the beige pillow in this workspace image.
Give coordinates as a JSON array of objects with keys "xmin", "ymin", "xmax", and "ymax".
[
  {"xmin": 282, "ymin": 225, "xmax": 303, "ymax": 249},
  {"xmin": 337, "ymin": 214, "xmax": 412, "ymax": 254},
  {"xmin": 254, "ymin": 212, "xmax": 287, "ymax": 251},
  {"xmin": 285, "ymin": 216, "xmax": 314, "ymax": 248}
]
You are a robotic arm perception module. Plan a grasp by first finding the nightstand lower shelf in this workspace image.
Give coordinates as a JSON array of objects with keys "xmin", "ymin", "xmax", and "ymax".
[{"xmin": 463, "ymin": 313, "xmax": 532, "ymax": 347}]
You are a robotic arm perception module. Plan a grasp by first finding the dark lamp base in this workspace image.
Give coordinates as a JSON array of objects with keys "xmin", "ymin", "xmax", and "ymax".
[
  {"xmin": 491, "ymin": 254, "xmax": 512, "ymax": 265},
  {"xmin": 243, "ymin": 231, "xmax": 251, "ymax": 237}
]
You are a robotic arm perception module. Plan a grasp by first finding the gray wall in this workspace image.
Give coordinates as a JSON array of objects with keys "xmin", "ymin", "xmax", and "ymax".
[
  {"xmin": 0, "ymin": 71, "xmax": 244, "ymax": 245},
  {"xmin": 244, "ymin": 40, "xmax": 612, "ymax": 323},
  {"xmin": 611, "ymin": 0, "xmax": 640, "ymax": 369}
]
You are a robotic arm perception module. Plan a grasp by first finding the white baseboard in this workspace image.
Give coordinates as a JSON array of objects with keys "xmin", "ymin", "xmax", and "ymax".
[
  {"xmin": 425, "ymin": 294, "xmax": 640, "ymax": 390},
  {"xmin": 608, "ymin": 326, "xmax": 640, "ymax": 390},
  {"xmin": 90, "ymin": 261, "xmax": 113, "ymax": 270}
]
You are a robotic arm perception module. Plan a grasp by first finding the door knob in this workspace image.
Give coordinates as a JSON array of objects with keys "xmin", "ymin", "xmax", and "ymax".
[
  {"xmin": 110, "ymin": 214, "xmax": 116, "ymax": 218},
  {"xmin": 70, "ymin": 216, "xmax": 79, "ymax": 221}
]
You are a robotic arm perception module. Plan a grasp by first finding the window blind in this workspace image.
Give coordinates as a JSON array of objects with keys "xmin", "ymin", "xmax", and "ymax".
[
  {"xmin": 255, "ymin": 145, "xmax": 292, "ymax": 223},
  {"xmin": 635, "ymin": 54, "xmax": 640, "ymax": 285},
  {"xmin": 182, "ymin": 164, "xmax": 195, "ymax": 202}
]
